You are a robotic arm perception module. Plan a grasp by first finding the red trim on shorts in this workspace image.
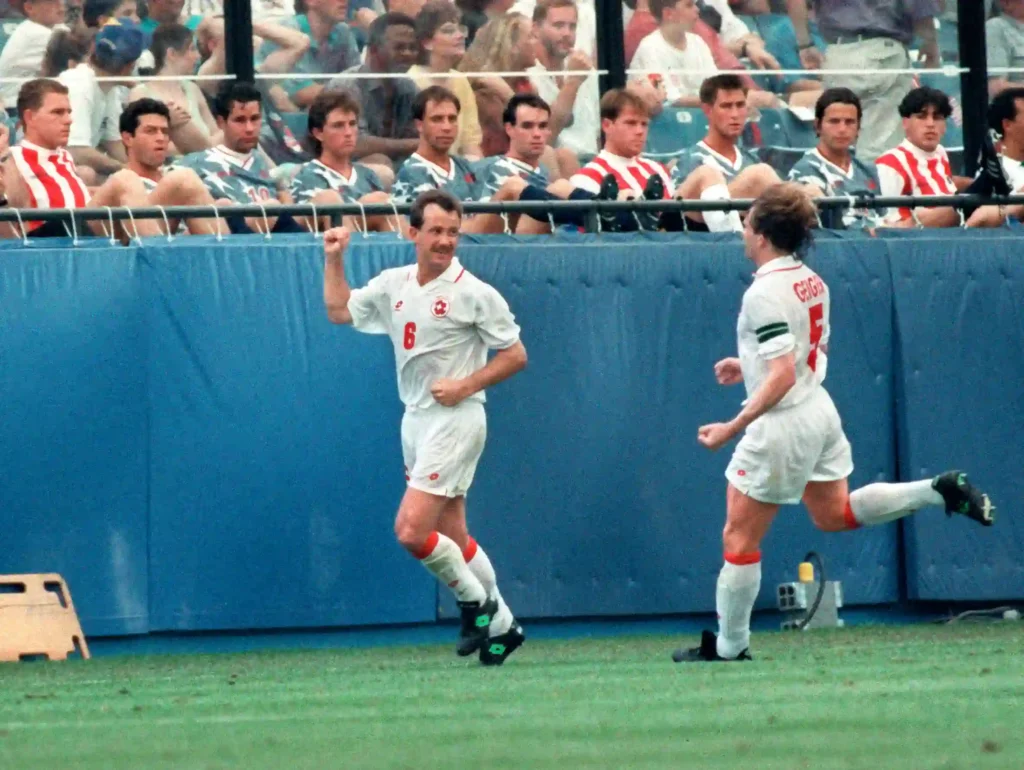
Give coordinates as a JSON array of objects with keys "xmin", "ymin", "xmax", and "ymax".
[
  {"xmin": 413, "ymin": 531, "xmax": 440, "ymax": 560},
  {"xmin": 843, "ymin": 500, "xmax": 861, "ymax": 530},
  {"xmin": 462, "ymin": 536, "xmax": 478, "ymax": 562},
  {"xmin": 724, "ymin": 551, "xmax": 761, "ymax": 565},
  {"xmin": 454, "ymin": 268, "xmax": 465, "ymax": 283}
]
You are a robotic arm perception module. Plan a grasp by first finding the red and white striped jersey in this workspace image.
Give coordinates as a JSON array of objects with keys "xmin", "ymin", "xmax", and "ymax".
[
  {"xmin": 874, "ymin": 139, "xmax": 955, "ymax": 221},
  {"xmin": 570, "ymin": 150, "xmax": 673, "ymax": 198},
  {"xmin": 10, "ymin": 141, "xmax": 91, "ymax": 224}
]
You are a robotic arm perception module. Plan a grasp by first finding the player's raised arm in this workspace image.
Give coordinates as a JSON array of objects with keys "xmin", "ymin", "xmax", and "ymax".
[{"xmin": 323, "ymin": 226, "xmax": 354, "ymax": 324}]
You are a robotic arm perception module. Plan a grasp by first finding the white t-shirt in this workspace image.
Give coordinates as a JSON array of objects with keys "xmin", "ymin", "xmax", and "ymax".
[
  {"xmin": 0, "ymin": 20, "xmax": 65, "ymax": 104},
  {"xmin": 629, "ymin": 30, "xmax": 717, "ymax": 103},
  {"xmin": 347, "ymin": 257, "xmax": 521, "ymax": 411},
  {"xmin": 528, "ymin": 60, "xmax": 600, "ymax": 155},
  {"xmin": 1000, "ymin": 152, "xmax": 1024, "ymax": 191},
  {"xmin": 737, "ymin": 255, "xmax": 830, "ymax": 411},
  {"xmin": 57, "ymin": 63, "xmax": 123, "ymax": 149}
]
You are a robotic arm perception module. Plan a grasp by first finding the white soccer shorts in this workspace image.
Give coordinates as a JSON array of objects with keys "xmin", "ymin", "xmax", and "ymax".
[
  {"xmin": 725, "ymin": 387, "xmax": 854, "ymax": 505},
  {"xmin": 401, "ymin": 401, "xmax": 487, "ymax": 498}
]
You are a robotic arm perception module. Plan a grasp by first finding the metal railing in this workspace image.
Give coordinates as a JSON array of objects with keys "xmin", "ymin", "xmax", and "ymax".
[{"xmin": 1, "ymin": 193, "xmax": 1021, "ymax": 242}]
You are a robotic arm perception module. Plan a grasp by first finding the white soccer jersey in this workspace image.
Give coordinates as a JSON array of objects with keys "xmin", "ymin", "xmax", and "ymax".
[
  {"xmin": 737, "ymin": 255, "xmax": 830, "ymax": 411},
  {"xmin": 347, "ymin": 257, "xmax": 521, "ymax": 410}
]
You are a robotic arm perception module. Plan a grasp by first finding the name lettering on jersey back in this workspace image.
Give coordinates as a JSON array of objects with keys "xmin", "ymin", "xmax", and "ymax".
[{"xmin": 793, "ymin": 275, "xmax": 825, "ymax": 304}]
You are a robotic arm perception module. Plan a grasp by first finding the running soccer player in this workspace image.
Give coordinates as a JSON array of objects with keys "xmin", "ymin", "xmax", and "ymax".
[
  {"xmin": 322, "ymin": 189, "xmax": 528, "ymax": 666},
  {"xmin": 673, "ymin": 183, "xmax": 995, "ymax": 663}
]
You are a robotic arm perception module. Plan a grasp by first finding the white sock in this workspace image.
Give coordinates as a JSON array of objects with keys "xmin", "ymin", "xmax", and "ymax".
[
  {"xmin": 847, "ymin": 480, "xmax": 943, "ymax": 527},
  {"xmin": 417, "ymin": 532, "xmax": 486, "ymax": 604},
  {"xmin": 464, "ymin": 538, "xmax": 513, "ymax": 635},
  {"xmin": 700, "ymin": 184, "xmax": 743, "ymax": 232},
  {"xmin": 716, "ymin": 558, "xmax": 761, "ymax": 659}
]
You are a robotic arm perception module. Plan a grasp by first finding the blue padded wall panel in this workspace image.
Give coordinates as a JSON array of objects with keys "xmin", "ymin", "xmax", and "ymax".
[
  {"xmin": 143, "ymin": 235, "xmax": 436, "ymax": 630},
  {"xmin": 0, "ymin": 243, "xmax": 149, "ymax": 636},
  {"xmin": 890, "ymin": 231, "xmax": 1024, "ymax": 600}
]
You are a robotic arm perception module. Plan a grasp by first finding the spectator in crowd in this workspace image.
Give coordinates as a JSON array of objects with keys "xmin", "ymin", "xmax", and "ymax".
[
  {"xmin": 129, "ymin": 23, "xmax": 218, "ymax": 151},
  {"xmin": 787, "ymin": 87, "xmax": 882, "ymax": 229},
  {"xmin": 392, "ymin": 86, "xmax": 483, "ymax": 203},
  {"xmin": 288, "ymin": 90, "xmax": 399, "ymax": 233},
  {"xmin": 409, "ymin": 0, "xmax": 483, "ymax": 159},
  {"xmin": 0, "ymin": 0, "xmax": 68, "ymax": 107},
  {"xmin": 256, "ymin": 0, "xmax": 360, "ymax": 110},
  {"xmin": 386, "ymin": 0, "xmax": 426, "ymax": 16},
  {"xmin": 57, "ymin": 18, "xmax": 146, "ymax": 178},
  {"xmin": 83, "ymin": 0, "xmax": 139, "ymax": 28},
  {"xmin": 625, "ymin": 0, "xmax": 750, "ymax": 89},
  {"xmin": 502, "ymin": 88, "xmax": 673, "ymax": 233},
  {"xmin": 702, "ymin": 0, "xmax": 781, "ymax": 70},
  {"xmin": 40, "ymin": 25, "xmax": 93, "ymax": 76},
  {"xmin": 117, "ymin": 97, "xmax": 229, "ymax": 234},
  {"xmin": 631, "ymin": 0, "xmax": 717, "ymax": 109},
  {"xmin": 786, "ymin": 0, "xmax": 940, "ymax": 160},
  {"xmin": 987, "ymin": 0, "xmax": 1024, "ymax": 96},
  {"xmin": 511, "ymin": 0, "xmax": 594, "ymax": 57},
  {"xmin": 528, "ymin": 0, "xmax": 599, "ymax": 161},
  {"xmin": 458, "ymin": 12, "xmax": 538, "ymax": 156},
  {"xmin": 195, "ymin": 14, "xmax": 311, "ymax": 115},
  {"xmin": 175, "ymin": 82, "xmax": 302, "ymax": 234},
  {"xmin": 669, "ymin": 74, "xmax": 783, "ymax": 232},
  {"xmin": 0, "ymin": 78, "xmax": 221, "ymax": 240},
  {"xmin": 456, "ymin": 0, "xmax": 514, "ymax": 45},
  {"xmin": 138, "ymin": 0, "xmax": 200, "ymax": 37},
  {"xmin": 328, "ymin": 12, "xmax": 420, "ymax": 170},
  {"xmin": 874, "ymin": 86, "xmax": 960, "ymax": 226}
]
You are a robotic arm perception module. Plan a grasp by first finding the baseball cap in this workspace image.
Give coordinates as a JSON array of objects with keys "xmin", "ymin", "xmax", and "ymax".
[{"xmin": 94, "ymin": 18, "xmax": 145, "ymax": 70}]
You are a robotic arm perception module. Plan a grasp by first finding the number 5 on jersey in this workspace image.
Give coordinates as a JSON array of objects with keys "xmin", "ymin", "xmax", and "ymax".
[
  {"xmin": 403, "ymin": 322, "xmax": 416, "ymax": 350},
  {"xmin": 807, "ymin": 303, "xmax": 824, "ymax": 371}
]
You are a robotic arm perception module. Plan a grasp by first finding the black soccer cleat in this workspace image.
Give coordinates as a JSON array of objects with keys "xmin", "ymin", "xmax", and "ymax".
[
  {"xmin": 596, "ymin": 173, "xmax": 621, "ymax": 232},
  {"xmin": 980, "ymin": 129, "xmax": 1013, "ymax": 196},
  {"xmin": 932, "ymin": 471, "xmax": 996, "ymax": 526},
  {"xmin": 456, "ymin": 597, "xmax": 498, "ymax": 657},
  {"xmin": 672, "ymin": 630, "xmax": 752, "ymax": 663},
  {"xmin": 638, "ymin": 173, "xmax": 666, "ymax": 231},
  {"xmin": 479, "ymin": 620, "xmax": 525, "ymax": 667}
]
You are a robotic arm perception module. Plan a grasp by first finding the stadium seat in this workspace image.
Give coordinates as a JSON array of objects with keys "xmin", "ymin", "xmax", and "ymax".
[
  {"xmin": 745, "ymin": 107, "xmax": 789, "ymax": 148},
  {"xmin": 645, "ymin": 108, "xmax": 709, "ymax": 158},
  {"xmin": 757, "ymin": 146, "xmax": 805, "ymax": 178}
]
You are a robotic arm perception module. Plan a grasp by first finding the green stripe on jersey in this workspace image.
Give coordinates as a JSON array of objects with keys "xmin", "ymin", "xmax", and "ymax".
[
  {"xmin": 757, "ymin": 327, "xmax": 790, "ymax": 344},
  {"xmin": 755, "ymin": 322, "xmax": 788, "ymax": 336}
]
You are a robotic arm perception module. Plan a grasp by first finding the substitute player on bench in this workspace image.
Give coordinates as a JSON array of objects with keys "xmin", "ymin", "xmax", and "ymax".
[
  {"xmin": 322, "ymin": 189, "xmax": 528, "ymax": 666},
  {"xmin": 674, "ymin": 183, "xmax": 995, "ymax": 664}
]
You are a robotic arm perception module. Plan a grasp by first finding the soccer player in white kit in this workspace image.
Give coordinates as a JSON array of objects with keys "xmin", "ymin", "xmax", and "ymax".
[
  {"xmin": 323, "ymin": 189, "xmax": 528, "ymax": 666},
  {"xmin": 673, "ymin": 183, "xmax": 996, "ymax": 663}
]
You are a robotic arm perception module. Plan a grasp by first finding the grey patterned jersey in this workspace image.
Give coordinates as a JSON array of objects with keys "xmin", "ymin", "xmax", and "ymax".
[{"xmin": 392, "ymin": 153, "xmax": 484, "ymax": 203}]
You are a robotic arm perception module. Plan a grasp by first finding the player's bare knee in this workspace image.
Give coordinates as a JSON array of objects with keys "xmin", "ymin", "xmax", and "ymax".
[
  {"xmin": 108, "ymin": 168, "xmax": 146, "ymax": 196},
  {"xmin": 360, "ymin": 191, "xmax": 390, "ymax": 204},
  {"xmin": 394, "ymin": 518, "xmax": 426, "ymax": 553},
  {"xmin": 722, "ymin": 521, "xmax": 760, "ymax": 554},
  {"xmin": 808, "ymin": 506, "xmax": 848, "ymax": 533},
  {"xmin": 312, "ymin": 189, "xmax": 344, "ymax": 205}
]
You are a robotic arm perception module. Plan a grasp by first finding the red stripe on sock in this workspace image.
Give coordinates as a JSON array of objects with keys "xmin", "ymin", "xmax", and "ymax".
[
  {"xmin": 462, "ymin": 536, "xmax": 478, "ymax": 563},
  {"xmin": 843, "ymin": 500, "xmax": 861, "ymax": 530},
  {"xmin": 413, "ymin": 531, "xmax": 440, "ymax": 560},
  {"xmin": 724, "ymin": 551, "xmax": 761, "ymax": 565}
]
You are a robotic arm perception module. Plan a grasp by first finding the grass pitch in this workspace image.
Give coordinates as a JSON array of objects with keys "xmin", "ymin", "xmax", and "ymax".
[{"xmin": 0, "ymin": 623, "xmax": 1021, "ymax": 770}]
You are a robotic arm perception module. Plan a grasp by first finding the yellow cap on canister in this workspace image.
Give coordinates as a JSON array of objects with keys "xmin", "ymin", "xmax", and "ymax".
[{"xmin": 798, "ymin": 561, "xmax": 815, "ymax": 583}]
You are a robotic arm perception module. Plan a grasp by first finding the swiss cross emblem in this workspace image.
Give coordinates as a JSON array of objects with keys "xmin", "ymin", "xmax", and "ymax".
[{"xmin": 431, "ymin": 297, "xmax": 450, "ymax": 318}]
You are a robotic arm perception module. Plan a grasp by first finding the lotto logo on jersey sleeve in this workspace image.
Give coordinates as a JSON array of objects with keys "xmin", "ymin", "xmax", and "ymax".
[{"xmin": 431, "ymin": 297, "xmax": 450, "ymax": 318}]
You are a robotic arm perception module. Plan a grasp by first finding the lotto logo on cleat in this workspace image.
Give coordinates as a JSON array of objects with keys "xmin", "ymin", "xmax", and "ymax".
[
  {"xmin": 476, "ymin": 615, "xmax": 491, "ymax": 628},
  {"xmin": 431, "ymin": 297, "xmax": 450, "ymax": 318},
  {"xmin": 489, "ymin": 643, "xmax": 506, "ymax": 656}
]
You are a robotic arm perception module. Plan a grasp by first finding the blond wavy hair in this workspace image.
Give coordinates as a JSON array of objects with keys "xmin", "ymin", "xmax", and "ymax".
[{"xmin": 458, "ymin": 12, "xmax": 534, "ymax": 75}]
